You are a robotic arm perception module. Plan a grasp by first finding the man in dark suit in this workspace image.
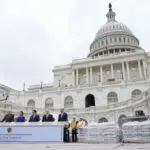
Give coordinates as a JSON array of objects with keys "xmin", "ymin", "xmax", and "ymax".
[
  {"xmin": 29, "ymin": 110, "xmax": 40, "ymax": 122},
  {"xmin": 42, "ymin": 111, "xmax": 55, "ymax": 122},
  {"xmin": 1, "ymin": 111, "xmax": 14, "ymax": 122},
  {"xmin": 58, "ymin": 108, "xmax": 69, "ymax": 142},
  {"xmin": 58, "ymin": 108, "xmax": 68, "ymax": 122}
]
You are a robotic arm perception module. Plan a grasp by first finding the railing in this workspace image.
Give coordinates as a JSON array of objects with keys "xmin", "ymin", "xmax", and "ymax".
[
  {"xmin": 73, "ymin": 50, "xmax": 143, "ymax": 63},
  {"xmin": 54, "ymin": 78, "xmax": 148, "ymax": 91},
  {"xmin": 53, "ymin": 64, "xmax": 71, "ymax": 70},
  {"xmin": 0, "ymin": 88, "xmax": 150, "ymax": 115},
  {"xmin": 23, "ymin": 77, "xmax": 149, "ymax": 93}
]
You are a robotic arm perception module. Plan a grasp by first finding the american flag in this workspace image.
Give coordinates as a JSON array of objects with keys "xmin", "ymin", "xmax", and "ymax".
[{"xmin": 106, "ymin": 44, "xmax": 110, "ymax": 49}]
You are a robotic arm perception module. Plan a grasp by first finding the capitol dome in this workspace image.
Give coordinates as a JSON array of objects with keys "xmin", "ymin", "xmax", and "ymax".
[
  {"xmin": 88, "ymin": 3, "xmax": 141, "ymax": 57},
  {"xmin": 95, "ymin": 21, "xmax": 133, "ymax": 40}
]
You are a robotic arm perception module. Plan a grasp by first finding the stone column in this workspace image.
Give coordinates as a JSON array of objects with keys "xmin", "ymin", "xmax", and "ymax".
[
  {"xmin": 86, "ymin": 67, "xmax": 89, "ymax": 85},
  {"xmin": 72, "ymin": 69, "xmax": 75, "ymax": 86},
  {"xmin": 108, "ymin": 50, "xmax": 110, "ymax": 55},
  {"xmin": 102, "ymin": 52, "xmax": 104, "ymax": 56},
  {"xmin": 90, "ymin": 67, "xmax": 93, "ymax": 85},
  {"xmin": 147, "ymin": 101, "xmax": 150, "ymax": 115},
  {"xmin": 126, "ymin": 61, "xmax": 130, "ymax": 80},
  {"xmin": 100, "ymin": 66, "xmax": 103, "ymax": 83},
  {"xmin": 76, "ymin": 69, "xmax": 78, "ymax": 86},
  {"xmin": 113, "ymin": 49, "xmax": 115, "ymax": 55},
  {"xmin": 143, "ymin": 60, "xmax": 147, "ymax": 78},
  {"xmin": 119, "ymin": 48, "xmax": 121, "ymax": 53},
  {"xmin": 122, "ymin": 62, "xmax": 126, "ymax": 80},
  {"xmin": 111, "ymin": 64, "xmax": 114, "ymax": 78},
  {"xmin": 138, "ymin": 60, "xmax": 142, "ymax": 79}
]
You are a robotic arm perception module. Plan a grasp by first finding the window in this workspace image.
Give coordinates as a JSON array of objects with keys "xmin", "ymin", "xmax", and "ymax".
[
  {"xmin": 110, "ymin": 38, "xmax": 112, "ymax": 43},
  {"xmin": 98, "ymin": 41, "xmax": 100, "ymax": 47},
  {"xmin": 115, "ymin": 38, "xmax": 117, "ymax": 42},
  {"xmin": 131, "ymin": 89, "xmax": 142, "ymax": 99},
  {"xmin": 95, "ymin": 43, "xmax": 97, "ymax": 49},
  {"xmin": 119, "ymin": 37, "xmax": 121, "ymax": 42},
  {"xmin": 124, "ymin": 37, "xmax": 126, "ymax": 43},
  {"xmin": 64, "ymin": 96, "xmax": 73, "ymax": 109},
  {"xmin": 107, "ymin": 92, "xmax": 118, "ymax": 104},
  {"xmin": 27, "ymin": 99, "xmax": 35, "ymax": 108},
  {"xmin": 98, "ymin": 117, "xmax": 108, "ymax": 123},
  {"xmin": 128, "ymin": 38, "xmax": 130, "ymax": 43},
  {"xmin": 45, "ymin": 98, "xmax": 53, "ymax": 109}
]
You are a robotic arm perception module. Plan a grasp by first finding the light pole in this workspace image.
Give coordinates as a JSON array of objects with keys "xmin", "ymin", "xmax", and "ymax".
[
  {"xmin": 40, "ymin": 81, "xmax": 43, "ymax": 89},
  {"xmin": 23, "ymin": 82, "xmax": 25, "ymax": 91},
  {"xmin": 98, "ymin": 74, "xmax": 101, "ymax": 83},
  {"xmin": 59, "ymin": 79, "xmax": 61, "ymax": 87},
  {"xmin": 96, "ymin": 73, "xmax": 101, "ymax": 84}
]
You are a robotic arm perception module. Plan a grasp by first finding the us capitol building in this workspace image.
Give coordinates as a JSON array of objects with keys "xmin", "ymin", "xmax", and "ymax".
[{"xmin": 0, "ymin": 4, "xmax": 150, "ymax": 123}]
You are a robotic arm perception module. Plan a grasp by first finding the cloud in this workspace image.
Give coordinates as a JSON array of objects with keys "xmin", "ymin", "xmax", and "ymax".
[{"xmin": 0, "ymin": 0, "xmax": 149, "ymax": 89}]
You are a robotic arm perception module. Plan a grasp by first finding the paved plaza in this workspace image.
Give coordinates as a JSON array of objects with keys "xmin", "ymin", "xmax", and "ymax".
[{"xmin": 0, "ymin": 143, "xmax": 150, "ymax": 150}]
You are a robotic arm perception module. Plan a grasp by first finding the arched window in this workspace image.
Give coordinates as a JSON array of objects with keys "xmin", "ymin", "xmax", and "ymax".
[
  {"xmin": 45, "ymin": 98, "xmax": 53, "ymax": 110},
  {"xmin": 118, "ymin": 115, "xmax": 126, "ymax": 127},
  {"xmin": 85, "ymin": 94, "xmax": 95, "ymax": 108},
  {"xmin": 27, "ymin": 99, "xmax": 35, "ymax": 108},
  {"xmin": 131, "ymin": 89, "xmax": 142, "ymax": 99},
  {"xmin": 64, "ymin": 96, "xmax": 73, "ymax": 109},
  {"xmin": 107, "ymin": 92, "xmax": 118, "ymax": 104},
  {"xmin": 98, "ymin": 117, "xmax": 108, "ymax": 123}
]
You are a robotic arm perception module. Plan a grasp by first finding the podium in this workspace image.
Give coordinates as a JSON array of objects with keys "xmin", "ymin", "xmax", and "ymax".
[{"xmin": 0, "ymin": 122, "xmax": 64, "ymax": 143}]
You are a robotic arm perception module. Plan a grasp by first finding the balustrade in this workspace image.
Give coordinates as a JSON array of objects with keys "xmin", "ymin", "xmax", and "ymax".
[{"xmin": 0, "ymin": 89, "xmax": 150, "ymax": 116}]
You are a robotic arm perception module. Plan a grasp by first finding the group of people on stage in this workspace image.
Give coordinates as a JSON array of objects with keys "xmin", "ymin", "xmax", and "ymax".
[{"xmin": 0, "ymin": 108, "xmax": 86, "ymax": 142}]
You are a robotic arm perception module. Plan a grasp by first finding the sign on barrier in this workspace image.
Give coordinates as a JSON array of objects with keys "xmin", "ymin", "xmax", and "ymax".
[{"xmin": 0, "ymin": 124, "xmax": 64, "ymax": 142}]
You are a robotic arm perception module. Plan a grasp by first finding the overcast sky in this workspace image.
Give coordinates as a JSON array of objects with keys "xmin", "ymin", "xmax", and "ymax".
[{"xmin": 0, "ymin": 0, "xmax": 149, "ymax": 90}]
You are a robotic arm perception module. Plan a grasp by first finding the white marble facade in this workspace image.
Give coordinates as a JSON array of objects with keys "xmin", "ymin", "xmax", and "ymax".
[{"xmin": 0, "ymin": 4, "xmax": 150, "ymax": 123}]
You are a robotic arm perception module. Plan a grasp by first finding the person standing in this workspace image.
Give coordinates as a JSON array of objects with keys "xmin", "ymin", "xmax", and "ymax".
[
  {"xmin": 29, "ymin": 110, "xmax": 40, "ymax": 122},
  {"xmin": 16, "ymin": 111, "xmax": 25, "ymax": 122},
  {"xmin": 58, "ymin": 108, "xmax": 69, "ymax": 142},
  {"xmin": 71, "ymin": 117, "xmax": 78, "ymax": 142},
  {"xmin": 42, "ymin": 111, "xmax": 55, "ymax": 122},
  {"xmin": 1, "ymin": 111, "xmax": 14, "ymax": 122},
  {"xmin": 58, "ymin": 108, "xmax": 68, "ymax": 121},
  {"xmin": 77, "ymin": 118, "xmax": 85, "ymax": 128}
]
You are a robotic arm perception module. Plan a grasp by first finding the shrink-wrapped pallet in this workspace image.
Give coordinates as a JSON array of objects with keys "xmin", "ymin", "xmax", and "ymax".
[
  {"xmin": 78, "ymin": 122, "xmax": 121, "ymax": 143},
  {"xmin": 122, "ymin": 120, "xmax": 150, "ymax": 143}
]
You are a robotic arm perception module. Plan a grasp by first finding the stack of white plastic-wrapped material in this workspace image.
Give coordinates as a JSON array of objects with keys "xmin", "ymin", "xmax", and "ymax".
[
  {"xmin": 97, "ymin": 122, "xmax": 121, "ymax": 143},
  {"xmin": 122, "ymin": 120, "xmax": 150, "ymax": 143},
  {"xmin": 78, "ymin": 122, "xmax": 121, "ymax": 143},
  {"xmin": 78, "ymin": 127, "xmax": 88, "ymax": 143},
  {"xmin": 87, "ymin": 122, "xmax": 100, "ymax": 143}
]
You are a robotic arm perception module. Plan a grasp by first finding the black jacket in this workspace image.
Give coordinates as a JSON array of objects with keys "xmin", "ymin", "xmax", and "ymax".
[
  {"xmin": 1, "ymin": 114, "xmax": 14, "ymax": 122},
  {"xmin": 29, "ymin": 114, "xmax": 40, "ymax": 122},
  {"xmin": 58, "ymin": 112, "xmax": 68, "ymax": 122},
  {"xmin": 42, "ymin": 114, "xmax": 55, "ymax": 122}
]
